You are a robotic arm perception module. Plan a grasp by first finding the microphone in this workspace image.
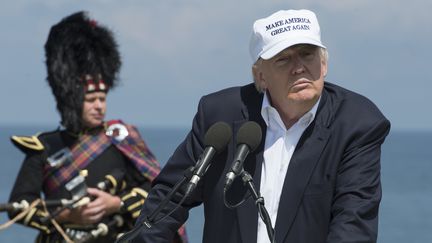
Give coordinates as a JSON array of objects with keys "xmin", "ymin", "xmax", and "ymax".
[
  {"xmin": 224, "ymin": 121, "xmax": 262, "ymax": 190},
  {"xmin": 185, "ymin": 121, "xmax": 232, "ymax": 196},
  {"xmin": 115, "ymin": 123, "xmax": 232, "ymax": 243}
]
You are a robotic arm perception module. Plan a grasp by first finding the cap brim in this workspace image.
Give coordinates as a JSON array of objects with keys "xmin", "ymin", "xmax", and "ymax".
[{"xmin": 260, "ymin": 37, "xmax": 326, "ymax": 60}]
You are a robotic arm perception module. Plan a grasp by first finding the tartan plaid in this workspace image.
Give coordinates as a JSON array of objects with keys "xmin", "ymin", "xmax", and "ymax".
[
  {"xmin": 43, "ymin": 132, "xmax": 111, "ymax": 195},
  {"xmin": 178, "ymin": 224, "xmax": 189, "ymax": 243},
  {"xmin": 43, "ymin": 121, "xmax": 161, "ymax": 195},
  {"xmin": 114, "ymin": 124, "xmax": 160, "ymax": 181}
]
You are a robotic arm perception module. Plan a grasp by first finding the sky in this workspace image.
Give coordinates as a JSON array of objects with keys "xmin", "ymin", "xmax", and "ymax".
[{"xmin": 1, "ymin": 0, "xmax": 431, "ymax": 131}]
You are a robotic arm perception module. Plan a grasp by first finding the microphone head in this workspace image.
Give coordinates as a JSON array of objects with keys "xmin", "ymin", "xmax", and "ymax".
[
  {"xmin": 236, "ymin": 121, "xmax": 262, "ymax": 152},
  {"xmin": 204, "ymin": 122, "xmax": 232, "ymax": 153}
]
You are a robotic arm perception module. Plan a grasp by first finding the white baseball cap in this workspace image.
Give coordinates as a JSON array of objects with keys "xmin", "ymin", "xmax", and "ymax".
[{"xmin": 249, "ymin": 9, "xmax": 326, "ymax": 62}]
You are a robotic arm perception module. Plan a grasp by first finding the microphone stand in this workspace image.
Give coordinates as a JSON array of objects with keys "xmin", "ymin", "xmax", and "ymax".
[
  {"xmin": 240, "ymin": 170, "xmax": 276, "ymax": 243},
  {"xmin": 144, "ymin": 166, "xmax": 193, "ymax": 227},
  {"xmin": 115, "ymin": 166, "xmax": 194, "ymax": 243}
]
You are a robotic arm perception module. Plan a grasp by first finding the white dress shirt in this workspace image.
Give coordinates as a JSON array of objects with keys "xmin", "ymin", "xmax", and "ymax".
[{"xmin": 256, "ymin": 93, "xmax": 320, "ymax": 243}]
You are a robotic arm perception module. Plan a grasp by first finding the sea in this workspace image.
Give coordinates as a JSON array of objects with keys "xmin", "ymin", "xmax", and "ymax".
[{"xmin": 0, "ymin": 126, "xmax": 431, "ymax": 243}]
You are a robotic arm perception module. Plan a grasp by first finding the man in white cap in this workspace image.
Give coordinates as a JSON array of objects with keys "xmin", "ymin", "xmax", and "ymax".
[{"xmin": 133, "ymin": 9, "xmax": 390, "ymax": 243}]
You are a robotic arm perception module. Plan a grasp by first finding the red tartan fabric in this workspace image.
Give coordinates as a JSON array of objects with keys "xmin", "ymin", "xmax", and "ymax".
[
  {"xmin": 40, "ymin": 120, "xmax": 187, "ymax": 242},
  {"xmin": 43, "ymin": 132, "xmax": 111, "ymax": 194},
  {"xmin": 178, "ymin": 224, "xmax": 189, "ymax": 243},
  {"xmin": 114, "ymin": 124, "xmax": 160, "ymax": 181},
  {"xmin": 43, "ymin": 120, "xmax": 160, "ymax": 195}
]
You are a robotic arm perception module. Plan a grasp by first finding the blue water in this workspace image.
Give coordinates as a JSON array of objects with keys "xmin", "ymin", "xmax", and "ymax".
[{"xmin": 0, "ymin": 126, "xmax": 431, "ymax": 242}]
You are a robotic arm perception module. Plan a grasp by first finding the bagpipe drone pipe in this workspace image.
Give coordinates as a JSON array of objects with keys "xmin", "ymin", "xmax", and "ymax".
[{"xmin": 0, "ymin": 168, "xmax": 129, "ymax": 242}]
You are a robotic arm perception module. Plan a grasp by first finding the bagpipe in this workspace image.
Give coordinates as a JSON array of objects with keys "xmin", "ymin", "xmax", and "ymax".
[{"xmin": 0, "ymin": 168, "xmax": 128, "ymax": 243}]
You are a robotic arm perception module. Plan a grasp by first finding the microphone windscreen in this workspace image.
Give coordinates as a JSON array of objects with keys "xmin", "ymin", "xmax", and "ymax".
[
  {"xmin": 236, "ymin": 121, "xmax": 262, "ymax": 152},
  {"xmin": 204, "ymin": 122, "xmax": 232, "ymax": 153}
]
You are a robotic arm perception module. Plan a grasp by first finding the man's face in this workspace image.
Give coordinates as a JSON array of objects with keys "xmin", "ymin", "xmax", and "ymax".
[
  {"xmin": 81, "ymin": 92, "xmax": 107, "ymax": 129},
  {"xmin": 256, "ymin": 44, "xmax": 327, "ymax": 112}
]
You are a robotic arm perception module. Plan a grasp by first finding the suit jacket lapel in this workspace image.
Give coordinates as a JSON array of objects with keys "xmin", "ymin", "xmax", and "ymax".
[
  {"xmin": 274, "ymin": 89, "xmax": 337, "ymax": 242},
  {"xmin": 274, "ymin": 123, "xmax": 331, "ymax": 242}
]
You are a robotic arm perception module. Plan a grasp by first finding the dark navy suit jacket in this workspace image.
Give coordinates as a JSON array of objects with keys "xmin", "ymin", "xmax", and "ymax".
[{"xmin": 133, "ymin": 82, "xmax": 390, "ymax": 243}]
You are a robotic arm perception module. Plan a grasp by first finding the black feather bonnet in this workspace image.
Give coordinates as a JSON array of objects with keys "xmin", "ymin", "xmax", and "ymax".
[{"xmin": 44, "ymin": 11, "xmax": 121, "ymax": 133}]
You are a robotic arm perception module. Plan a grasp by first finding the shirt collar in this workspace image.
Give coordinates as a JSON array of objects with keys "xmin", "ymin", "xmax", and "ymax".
[{"xmin": 261, "ymin": 92, "xmax": 321, "ymax": 131}]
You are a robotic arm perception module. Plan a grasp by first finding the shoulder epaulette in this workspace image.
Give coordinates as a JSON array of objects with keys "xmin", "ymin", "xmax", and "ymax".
[{"xmin": 10, "ymin": 134, "xmax": 44, "ymax": 154}]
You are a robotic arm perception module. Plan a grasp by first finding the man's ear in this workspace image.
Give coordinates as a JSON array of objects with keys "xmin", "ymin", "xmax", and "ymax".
[
  {"xmin": 321, "ymin": 59, "xmax": 328, "ymax": 77},
  {"xmin": 252, "ymin": 63, "xmax": 267, "ymax": 91}
]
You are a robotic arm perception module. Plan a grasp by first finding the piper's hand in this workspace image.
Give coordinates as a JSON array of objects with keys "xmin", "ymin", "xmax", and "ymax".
[
  {"xmin": 86, "ymin": 187, "xmax": 122, "ymax": 216},
  {"xmin": 56, "ymin": 188, "xmax": 121, "ymax": 225}
]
